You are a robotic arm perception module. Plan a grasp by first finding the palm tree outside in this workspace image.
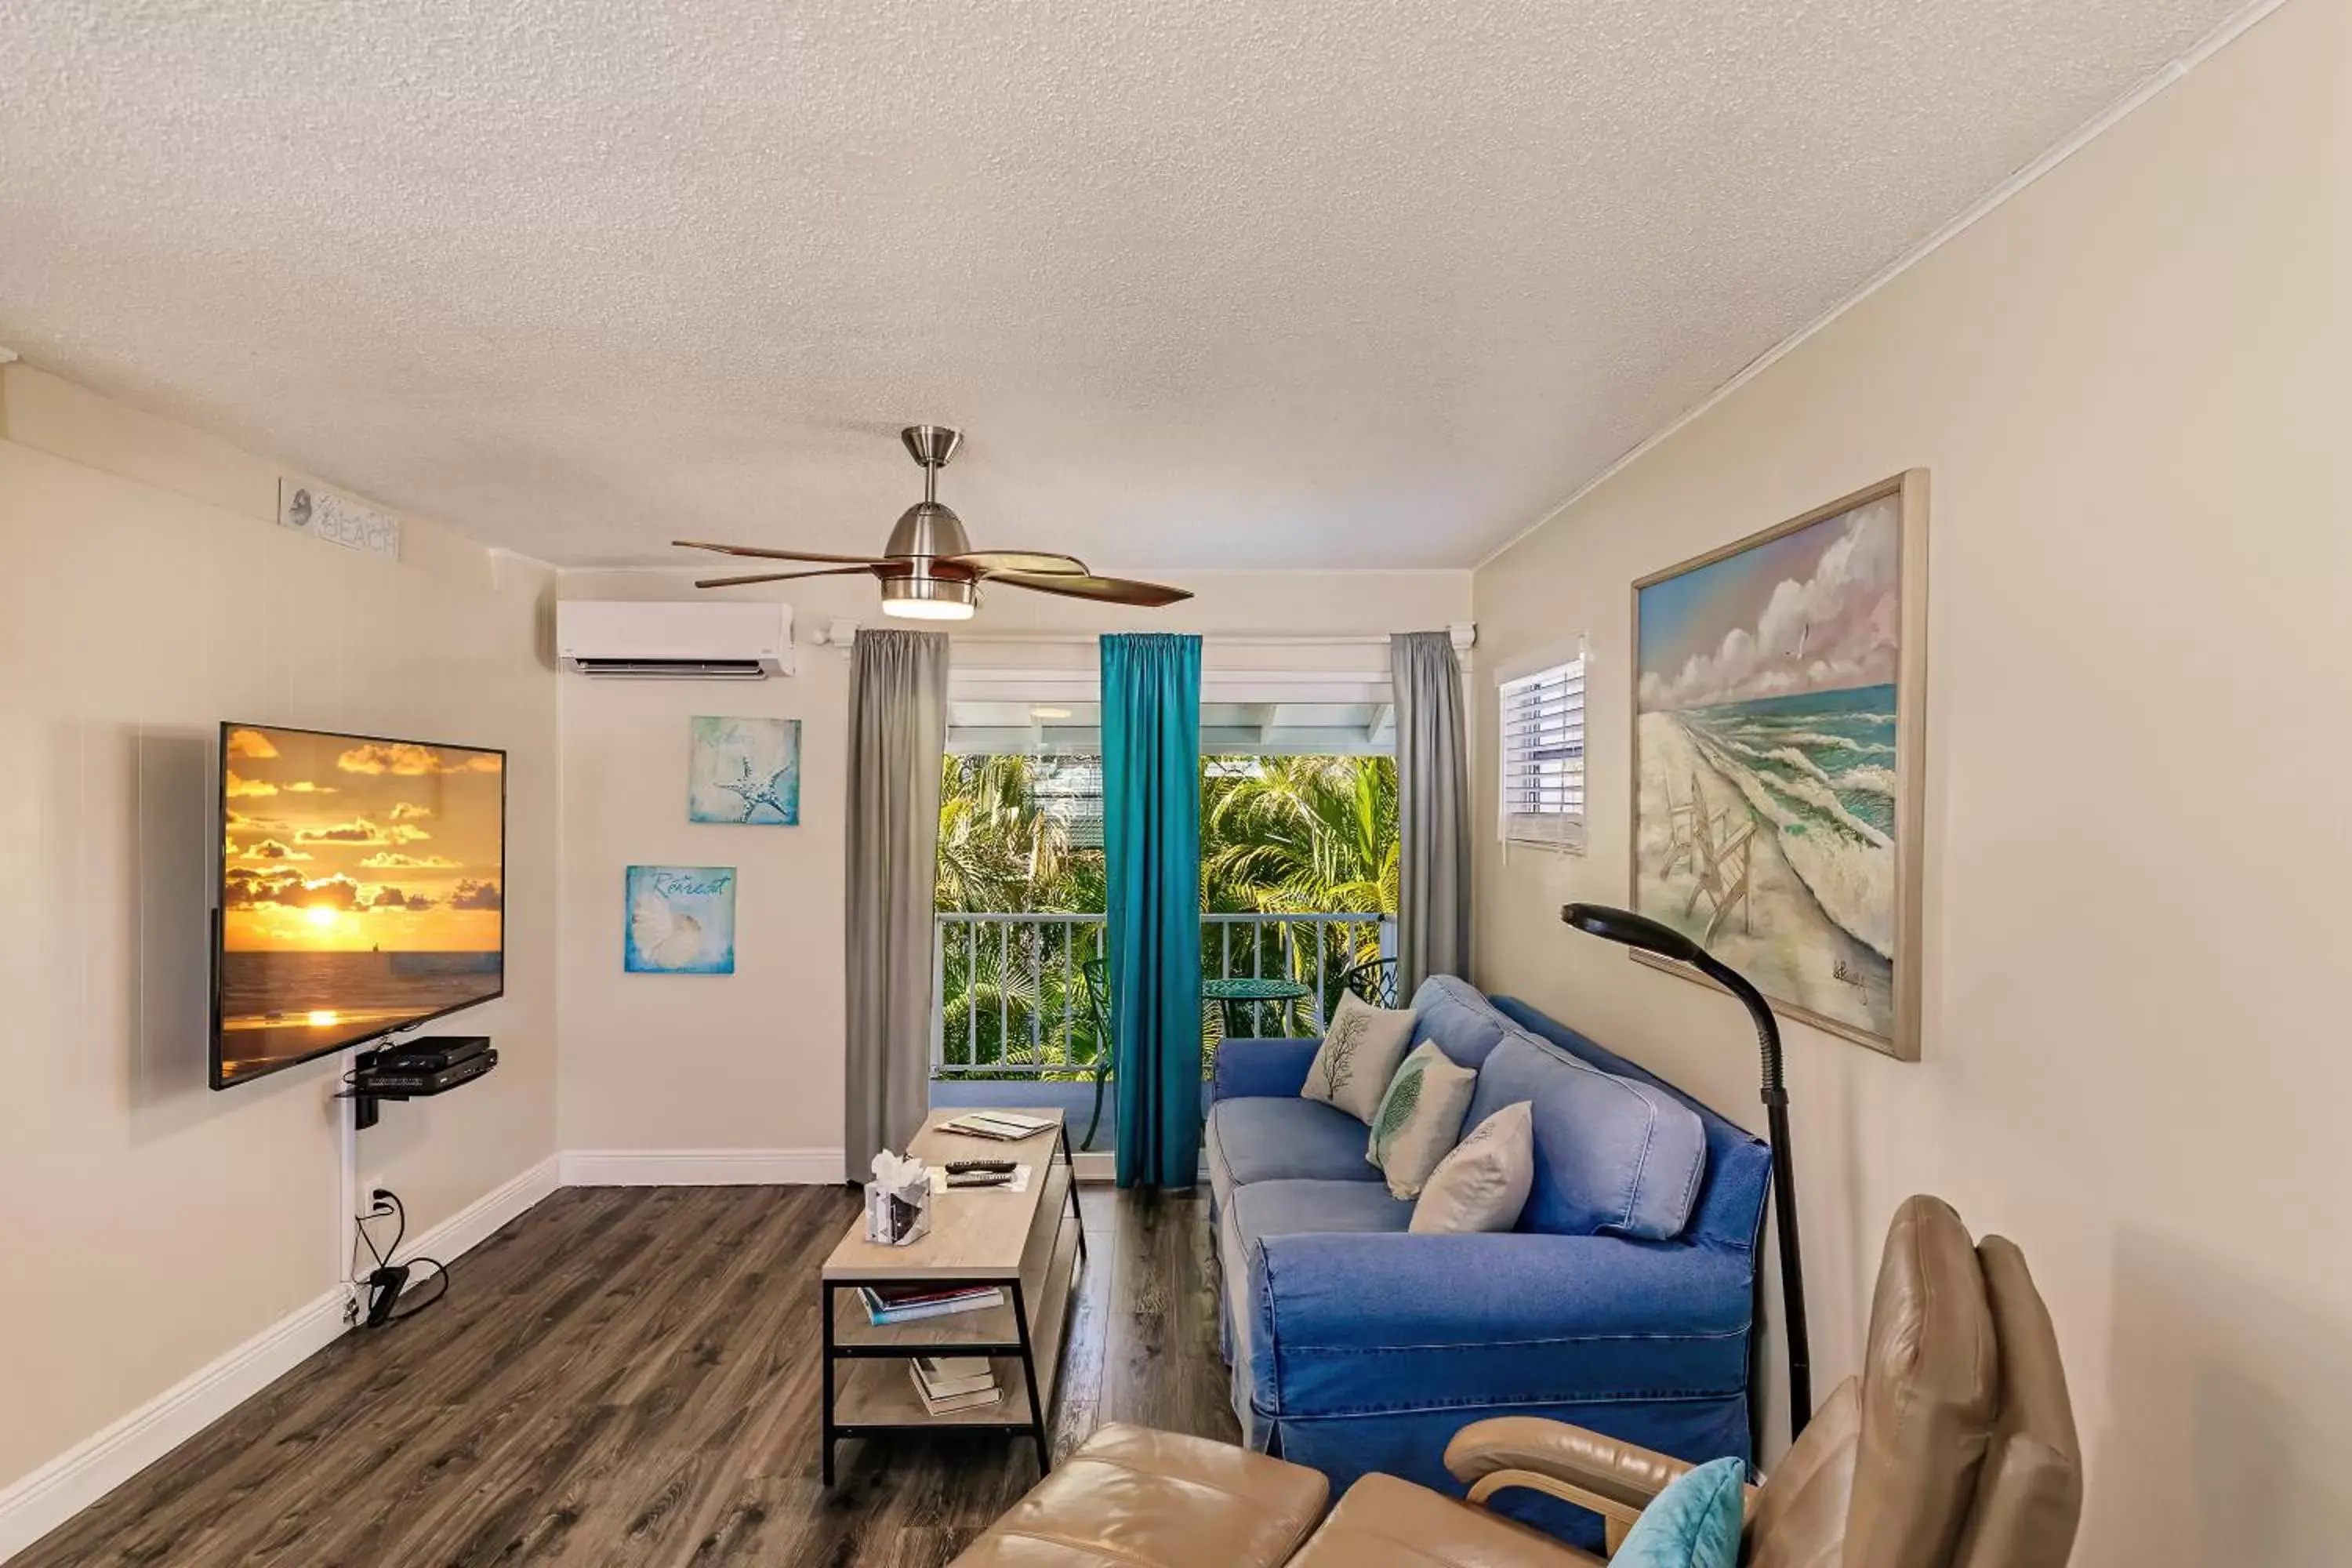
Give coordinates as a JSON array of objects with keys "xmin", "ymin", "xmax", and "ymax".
[{"xmin": 935, "ymin": 751, "xmax": 1397, "ymax": 1076}]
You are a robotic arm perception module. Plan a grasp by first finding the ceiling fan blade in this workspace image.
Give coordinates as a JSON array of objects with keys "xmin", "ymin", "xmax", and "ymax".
[
  {"xmin": 695, "ymin": 565, "xmax": 881, "ymax": 589},
  {"xmin": 992, "ymin": 572, "xmax": 1194, "ymax": 608},
  {"xmin": 942, "ymin": 550, "xmax": 1091, "ymax": 577},
  {"xmin": 674, "ymin": 539, "xmax": 891, "ymax": 566}
]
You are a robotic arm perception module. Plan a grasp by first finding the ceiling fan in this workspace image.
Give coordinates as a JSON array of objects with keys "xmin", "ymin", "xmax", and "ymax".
[{"xmin": 676, "ymin": 425, "xmax": 1192, "ymax": 621}]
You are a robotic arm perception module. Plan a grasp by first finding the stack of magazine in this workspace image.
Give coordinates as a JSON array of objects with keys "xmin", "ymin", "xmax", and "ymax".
[
  {"xmin": 908, "ymin": 1355, "xmax": 1002, "ymax": 1415},
  {"xmin": 937, "ymin": 1110, "xmax": 1055, "ymax": 1142},
  {"xmin": 859, "ymin": 1281, "xmax": 1005, "ymax": 1326}
]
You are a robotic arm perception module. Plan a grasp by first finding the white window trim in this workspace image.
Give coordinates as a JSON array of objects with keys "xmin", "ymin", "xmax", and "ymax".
[
  {"xmin": 946, "ymin": 664, "xmax": 1400, "ymax": 757},
  {"xmin": 1497, "ymin": 640, "xmax": 1588, "ymax": 855}
]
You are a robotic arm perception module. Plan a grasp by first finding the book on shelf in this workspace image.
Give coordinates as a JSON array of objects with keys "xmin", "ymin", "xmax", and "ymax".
[
  {"xmin": 909, "ymin": 1356, "xmax": 1003, "ymax": 1415},
  {"xmin": 938, "ymin": 1111, "xmax": 1055, "ymax": 1142},
  {"xmin": 858, "ymin": 1283, "xmax": 1005, "ymax": 1326},
  {"xmin": 913, "ymin": 1355, "xmax": 996, "ymax": 1399}
]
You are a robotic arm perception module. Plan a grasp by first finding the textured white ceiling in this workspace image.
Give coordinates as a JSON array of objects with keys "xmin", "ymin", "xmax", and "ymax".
[{"xmin": 1, "ymin": 1, "xmax": 2238, "ymax": 570}]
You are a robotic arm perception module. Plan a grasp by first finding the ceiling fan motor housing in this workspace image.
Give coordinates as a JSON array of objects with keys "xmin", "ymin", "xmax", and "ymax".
[{"xmin": 884, "ymin": 500, "xmax": 972, "ymax": 561}]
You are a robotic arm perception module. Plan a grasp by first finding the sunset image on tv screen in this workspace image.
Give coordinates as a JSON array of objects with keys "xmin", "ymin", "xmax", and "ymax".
[{"xmin": 215, "ymin": 724, "xmax": 504, "ymax": 1084}]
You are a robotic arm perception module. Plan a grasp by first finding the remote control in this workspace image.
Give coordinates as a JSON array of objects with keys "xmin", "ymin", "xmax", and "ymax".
[
  {"xmin": 947, "ymin": 1171, "xmax": 1014, "ymax": 1188},
  {"xmin": 946, "ymin": 1160, "xmax": 1016, "ymax": 1174}
]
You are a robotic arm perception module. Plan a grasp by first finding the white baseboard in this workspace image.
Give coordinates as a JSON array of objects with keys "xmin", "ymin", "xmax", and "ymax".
[
  {"xmin": 558, "ymin": 1147, "xmax": 846, "ymax": 1187},
  {"xmin": 3, "ymin": 1149, "xmax": 836, "ymax": 1558},
  {"xmin": 1072, "ymin": 1150, "xmax": 1116, "ymax": 1183},
  {"xmin": 0, "ymin": 1154, "xmax": 560, "ymax": 1564},
  {"xmin": 399, "ymin": 1155, "xmax": 564, "ymax": 1271},
  {"xmin": 0, "ymin": 1290, "xmax": 346, "ymax": 1564}
]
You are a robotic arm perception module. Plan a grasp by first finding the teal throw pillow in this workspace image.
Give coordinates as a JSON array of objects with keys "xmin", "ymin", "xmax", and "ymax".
[{"xmin": 1611, "ymin": 1456, "xmax": 1744, "ymax": 1568}]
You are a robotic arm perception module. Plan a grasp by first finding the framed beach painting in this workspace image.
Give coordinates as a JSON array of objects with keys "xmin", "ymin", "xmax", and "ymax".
[
  {"xmin": 1630, "ymin": 470, "xmax": 1928, "ymax": 1059},
  {"xmin": 688, "ymin": 716, "xmax": 800, "ymax": 825},
  {"xmin": 625, "ymin": 865, "xmax": 738, "ymax": 975}
]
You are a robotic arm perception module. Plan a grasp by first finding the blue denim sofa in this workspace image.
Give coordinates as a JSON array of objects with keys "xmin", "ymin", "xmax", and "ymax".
[{"xmin": 1206, "ymin": 975, "xmax": 1771, "ymax": 1545}]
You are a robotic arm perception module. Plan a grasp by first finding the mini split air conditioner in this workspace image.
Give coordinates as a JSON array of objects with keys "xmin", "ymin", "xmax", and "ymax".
[{"xmin": 557, "ymin": 601, "xmax": 796, "ymax": 680}]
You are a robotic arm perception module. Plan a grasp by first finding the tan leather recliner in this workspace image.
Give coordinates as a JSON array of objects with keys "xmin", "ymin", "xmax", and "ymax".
[
  {"xmin": 949, "ymin": 1195, "xmax": 2080, "ymax": 1568},
  {"xmin": 1287, "ymin": 1193, "xmax": 2083, "ymax": 1566}
]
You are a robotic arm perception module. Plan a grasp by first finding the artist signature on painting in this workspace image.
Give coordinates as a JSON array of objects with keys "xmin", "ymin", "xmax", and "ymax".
[{"xmin": 1831, "ymin": 957, "xmax": 1869, "ymax": 991}]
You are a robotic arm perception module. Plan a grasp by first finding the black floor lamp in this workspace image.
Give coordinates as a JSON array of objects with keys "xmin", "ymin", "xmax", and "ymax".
[{"xmin": 1560, "ymin": 902, "xmax": 1812, "ymax": 1443}]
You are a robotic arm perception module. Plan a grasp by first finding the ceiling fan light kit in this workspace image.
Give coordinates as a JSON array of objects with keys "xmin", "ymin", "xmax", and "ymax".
[
  {"xmin": 880, "ymin": 574, "xmax": 979, "ymax": 620},
  {"xmin": 676, "ymin": 425, "xmax": 1190, "ymax": 622}
]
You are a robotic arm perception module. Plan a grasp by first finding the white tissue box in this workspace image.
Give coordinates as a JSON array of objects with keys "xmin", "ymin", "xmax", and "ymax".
[{"xmin": 864, "ymin": 1159, "xmax": 933, "ymax": 1247}]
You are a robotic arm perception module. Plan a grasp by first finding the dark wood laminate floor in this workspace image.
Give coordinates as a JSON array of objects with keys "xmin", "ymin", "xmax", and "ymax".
[{"xmin": 20, "ymin": 1184, "xmax": 1240, "ymax": 1568}]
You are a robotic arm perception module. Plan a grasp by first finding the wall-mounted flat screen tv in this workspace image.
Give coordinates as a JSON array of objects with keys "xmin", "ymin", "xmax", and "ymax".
[{"xmin": 211, "ymin": 723, "xmax": 506, "ymax": 1088}]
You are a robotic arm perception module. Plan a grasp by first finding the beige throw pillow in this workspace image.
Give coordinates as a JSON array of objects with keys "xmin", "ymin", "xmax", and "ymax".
[
  {"xmin": 1301, "ymin": 991, "xmax": 1417, "ymax": 1124},
  {"xmin": 1411, "ymin": 1102, "xmax": 1537, "ymax": 1234},
  {"xmin": 1366, "ymin": 1041, "xmax": 1478, "ymax": 1200}
]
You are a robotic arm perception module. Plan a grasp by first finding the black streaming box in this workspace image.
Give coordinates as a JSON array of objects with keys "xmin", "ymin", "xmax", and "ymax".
[
  {"xmin": 372, "ymin": 1035, "xmax": 490, "ymax": 1073},
  {"xmin": 358, "ymin": 1049, "xmax": 498, "ymax": 1096}
]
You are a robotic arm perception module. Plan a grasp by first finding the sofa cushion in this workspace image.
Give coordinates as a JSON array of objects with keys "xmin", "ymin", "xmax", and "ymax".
[
  {"xmin": 1468, "ymin": 1033, "xmax": 1708, "ymax": 1240},
  {"xmin": 1493, "ymin": 996, "xmax": 1769, "ymax": 1256},
  {"xmin": 1207, "ymin": 1096, "xmax": 1384, "ymax": 1211},
  {"xmin": 1301, "ymin": 991, "xmax": 1418, "ymax": 1123},
  {"xmin": 1233, "ymin": 1175, "xmax": 1420, "ymax": 1247},
  {"xmin": 1612, "ymin": 1457, "xmax": 1745, "ymax": 1568},
  {"xmin": 1408, "ymin": 973, "xmax": 1515, "ymax": 1070},
  {"xmin": 1221, "ymin": 1178, "xmax": 1418, "ymax": 1447},
  {"xmin": 1368, "ymin": 1041, "xmax": 1479, "ymax": 1198},
  {"xmin": 1412, "ymin": 1101, "xmax": 1537, "ymax": 1234}
]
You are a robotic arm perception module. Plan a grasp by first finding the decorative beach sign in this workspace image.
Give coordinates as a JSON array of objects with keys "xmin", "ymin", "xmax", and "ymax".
[
  {"xmin": 688, "ymin": 716, "xmax": 800, "ymax": 825},
  {"xmin": 1632, "ymin": 471, "xmax": 1927, "ymax": 1059},
  {"xmin": 625, "ymin": 866, "xmax": 738, "ymax": 975}
]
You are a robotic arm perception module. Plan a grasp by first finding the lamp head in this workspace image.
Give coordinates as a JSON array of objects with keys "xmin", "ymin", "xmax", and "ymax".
[{"xmin": 1560, "ymin": 902, "xmax": 1704, "ymax": 964}]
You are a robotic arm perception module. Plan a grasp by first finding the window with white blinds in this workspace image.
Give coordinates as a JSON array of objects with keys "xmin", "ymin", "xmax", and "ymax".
[{"xmin": 1498, "ymin": 658, "xmax": 1586, "ymax": 851}]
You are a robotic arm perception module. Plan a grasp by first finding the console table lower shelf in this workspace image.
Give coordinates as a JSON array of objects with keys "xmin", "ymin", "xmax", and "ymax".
[{"xmin": 818, "ymin": 1110, "xmax": 1085, "ymax": 1483}]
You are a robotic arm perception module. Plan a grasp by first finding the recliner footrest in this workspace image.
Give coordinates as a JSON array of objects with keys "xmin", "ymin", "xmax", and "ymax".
[{"xmin": 948, "ymin": 1424, "xmax": 1330, "ymax": 1568}]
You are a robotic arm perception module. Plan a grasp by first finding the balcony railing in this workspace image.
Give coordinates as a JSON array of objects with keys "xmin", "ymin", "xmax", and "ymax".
[{"xmin": 931, "ymin": 910, "xmax": 1395, "ymax": 1077}]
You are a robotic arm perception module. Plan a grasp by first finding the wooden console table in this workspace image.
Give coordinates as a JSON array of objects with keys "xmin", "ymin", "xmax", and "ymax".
[{"xmin": 818, "ymin": 1109, "xmax": 1083, "ymax": 1483}]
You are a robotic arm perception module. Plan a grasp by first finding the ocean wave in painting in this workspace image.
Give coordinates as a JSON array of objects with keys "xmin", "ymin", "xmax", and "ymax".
[{"xmin": 1673, "ymin": 684, "xmax": 1897, "ymax": 958}]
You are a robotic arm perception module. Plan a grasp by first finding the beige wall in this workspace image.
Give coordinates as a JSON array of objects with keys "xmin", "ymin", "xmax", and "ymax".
[
  {"xmin": 555, "ymin": 568, "xmax": 1469, "ymax": 1160},
  {"xmin": 0, "ymin": 350, "xmax": 1461, "ymax": 1501},
  {"xmin": 0, "ymin": 365, "xmax": 561, "ymax": 1488},
  {"xmin": 1470, "ymin": 3, "xmax": 2349, "ymax": 1561}
]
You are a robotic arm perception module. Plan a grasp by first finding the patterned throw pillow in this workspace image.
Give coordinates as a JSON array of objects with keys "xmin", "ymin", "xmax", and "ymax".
[
  {"xmin": 1410, "ymin": 1101, "xmax": 1536, "ymax": 1233},
  {"xmin": 1610, "ymin": 1456, "xmax": 1744, "ymax": 1568},
  {"xmin": 1365, "ymin": 1041, "xmax": 1478, "ymax": 1199},
  {"xmin": 1300, "ymin": 991, "xmax": 1417, "ymax": 1124}
]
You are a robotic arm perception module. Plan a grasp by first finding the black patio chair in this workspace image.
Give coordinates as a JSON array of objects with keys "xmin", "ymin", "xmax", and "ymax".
[{"xmin": 1330, "ymin": 955, "xmax": 1397, "ymax": 1014}]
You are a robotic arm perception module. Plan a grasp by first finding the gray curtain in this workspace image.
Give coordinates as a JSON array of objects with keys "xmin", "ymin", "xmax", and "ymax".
[
  {"xmin": 1392, "ymin": 630, "xmax": 1472, "ymax": 996},
  {"xmin": 844, "ymin": 627, "xmax": 951, "ymax": 1178}
]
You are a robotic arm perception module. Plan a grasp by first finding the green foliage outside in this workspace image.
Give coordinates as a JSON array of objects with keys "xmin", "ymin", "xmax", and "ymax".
[{"xmin": 935, "ymin": 753, "xmax": 1398, "ymax": 1076}]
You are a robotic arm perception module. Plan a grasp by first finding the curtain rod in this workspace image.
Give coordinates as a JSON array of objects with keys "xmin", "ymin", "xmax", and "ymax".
[
  {"xmin": 811, "ymin": 622, "xmax": 1474, "ymax": 652},
  {"xmin": 944, "ymin": 630, "xmax": 1397, "ymax": 647}
]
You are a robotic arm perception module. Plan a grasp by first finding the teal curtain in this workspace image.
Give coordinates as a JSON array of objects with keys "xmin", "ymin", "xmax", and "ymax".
[{"xmin": 1102, "ymin": 633, "xmax": 1203, "ymax": 1189}]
